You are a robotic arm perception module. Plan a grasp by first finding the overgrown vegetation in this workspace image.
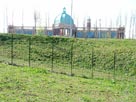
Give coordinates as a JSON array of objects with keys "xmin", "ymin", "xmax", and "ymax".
[{"xmin": 0, "ymin": 33, "xmax": 136, "ymax": 78}]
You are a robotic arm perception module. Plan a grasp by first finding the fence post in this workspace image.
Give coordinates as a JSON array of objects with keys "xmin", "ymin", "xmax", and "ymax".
[
  {"xmin": 51, "ymin": 38, "xmax": 54, "ymax": 72},
  {"xmin": 91, "ymin": 47, "xmax": 94, "ymax": 78},
  {"xmin": 11, "ymin": 33, "xmax": 13, "ymax": 65},
  {"xmin": 113, "ymin": 51, "xmax": 116, "ymax": 81},
  {"xmin": 28, "ymin": 37, "xmax": 31, "ymax": 67},
  {"xmin": 70, "ymin": 42, "xmax": 73, "ymax": 76}
]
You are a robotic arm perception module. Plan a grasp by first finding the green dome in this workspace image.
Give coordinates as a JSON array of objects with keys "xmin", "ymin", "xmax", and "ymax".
[{"xmin": 54, "ymin": 7, "xmax": 74, "ymax": 26}]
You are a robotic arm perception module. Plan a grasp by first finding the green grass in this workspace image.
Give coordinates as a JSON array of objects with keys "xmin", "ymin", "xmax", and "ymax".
[
  {"xmin": 0, "ymin": 34, "xmax": 136, "ymax": 101},
  {"xmin": 0, "ymin": 63, "xmax": 136, "ymax": 102}
]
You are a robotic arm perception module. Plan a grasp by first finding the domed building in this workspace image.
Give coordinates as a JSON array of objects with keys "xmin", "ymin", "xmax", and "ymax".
[
  {"xmin": 53, "ymin": 7, "xmax": 76, "ymax": 37},
  {"xmin": 7, "ymin": 7, "xmax": 125, "ymax": 39}
]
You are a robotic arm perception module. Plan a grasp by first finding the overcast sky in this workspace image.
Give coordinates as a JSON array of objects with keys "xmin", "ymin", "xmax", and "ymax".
[{"xmin": 0, "ymin": 0, "xmax": 136, "ymax": 36}]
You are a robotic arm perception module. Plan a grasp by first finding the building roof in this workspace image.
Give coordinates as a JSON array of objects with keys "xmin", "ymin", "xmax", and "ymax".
[{"xmin": 54, "ymin": 7, "xmax": 74, "ymax": 27}]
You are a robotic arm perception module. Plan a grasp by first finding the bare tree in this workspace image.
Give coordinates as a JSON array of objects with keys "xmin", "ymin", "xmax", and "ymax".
[
  {"xmin": 3, "ymin": 8, "xmax": 6, "ymax": 33},
  {"xmin": 99, "ymin": 19, "xmax": 101, "ymax": 38},
  {"xmin": 21, "ymin": 9, "xmax": 24, "ymax": 34},
  {"xmin": 34, "ymin": 10, "xmax": 39, "ymax": 34},
  {"xmin": 132, "ymin": 15, "xmax": 135, "ymax": 39},
  {"xmin": 11, "ymin": 10, "xmax": 14, "ymax": 33},
  {"xmin": 124, "ymin": 13, "xmax": 128, "ymax": 38},
  {"xmin": 129, "ymin": 14, "xmax": 133, "ymax": 39},
  {"xmin": 6, "ymin": 8, "xmax": 8, "ymax": 33},
  {"xmin": 12, "ymin": 10, "xmax": 14, "ymax": 26}
]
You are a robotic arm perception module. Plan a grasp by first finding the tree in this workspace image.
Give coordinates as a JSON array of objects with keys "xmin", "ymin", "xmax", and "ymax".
[{"xmin": 34, "ymin": 10, "xmax": 40, "ymax": 34}]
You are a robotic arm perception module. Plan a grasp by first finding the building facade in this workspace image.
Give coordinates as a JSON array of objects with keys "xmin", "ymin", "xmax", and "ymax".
[{"xmin": 7, "ymin": 8, "xmax": 125, "ymax": 39}]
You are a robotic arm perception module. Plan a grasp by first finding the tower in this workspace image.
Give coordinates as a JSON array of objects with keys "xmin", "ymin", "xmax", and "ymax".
[{"xmin": 87, "ymin": 17, "xmax": 91, "ymax": 31}]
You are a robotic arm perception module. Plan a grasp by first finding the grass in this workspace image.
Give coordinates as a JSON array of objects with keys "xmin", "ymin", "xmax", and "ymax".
[
  {"xmin": 0, "ymin": 63, "xmax": 136, "ymax": 102},
  {"xmin": 0, "ymin": 34, "xmax": 136, "ymax": 101}
]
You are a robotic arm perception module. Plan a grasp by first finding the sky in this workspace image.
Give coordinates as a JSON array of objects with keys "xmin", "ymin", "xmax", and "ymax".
[{"xmin": 0, "ymin": 0, "xmax": 136, "ymax": 37}]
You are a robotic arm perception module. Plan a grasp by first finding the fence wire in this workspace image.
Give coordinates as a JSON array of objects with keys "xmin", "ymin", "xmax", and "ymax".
[{"xmin": 0, "ymin": 34, "xmax": 136, "ymax": 82}]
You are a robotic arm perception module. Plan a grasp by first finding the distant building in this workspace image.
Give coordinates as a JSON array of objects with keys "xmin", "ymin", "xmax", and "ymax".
[
  {"xmin": 87, "ymin": 17, "xmax": 91, "ymax": 31},
  {"xmin": 7, "ymin": 8, "xmax": 125, "ymax": 39},
  {"xmin": 117, "ymin": 27, "xmax": 125, "ymax": 39},
  {"xmin": 53, "ymin": 7, "xmax": 76, "ymax": 37}
]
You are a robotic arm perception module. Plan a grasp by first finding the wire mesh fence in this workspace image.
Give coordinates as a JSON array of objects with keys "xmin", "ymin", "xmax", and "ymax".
[{"xmin": 0, "ymin": 34, "xmax": 136, "ymax": 82}]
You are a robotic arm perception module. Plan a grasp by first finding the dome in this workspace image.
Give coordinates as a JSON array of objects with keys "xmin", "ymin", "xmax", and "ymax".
[{"xmin": 54, "ymin": 7, "xmax": 74, "ymax": 26}]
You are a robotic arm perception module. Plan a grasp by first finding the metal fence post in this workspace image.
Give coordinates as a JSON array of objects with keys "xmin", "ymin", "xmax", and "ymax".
[
  {"xmin": 28, "ymin": 37, "xmax": 31, "ymax": 67},
  {"xmin": 70, "ymin": 42, "xmax": 73, "ymax": 76},
  {"xmin": 113, "ymin": 51, "xmax": 116, "ymax": 81},
  {"xmin": 11, "ymin": 33, "xmax": 13, "ymax": 65},
  {"xmin": 51, "ymin": 38, "xmax": 54, "ymax": 72},
  {"xmin": 91, "ymin": 47, "xmax": 94, "ymax": 78}
]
